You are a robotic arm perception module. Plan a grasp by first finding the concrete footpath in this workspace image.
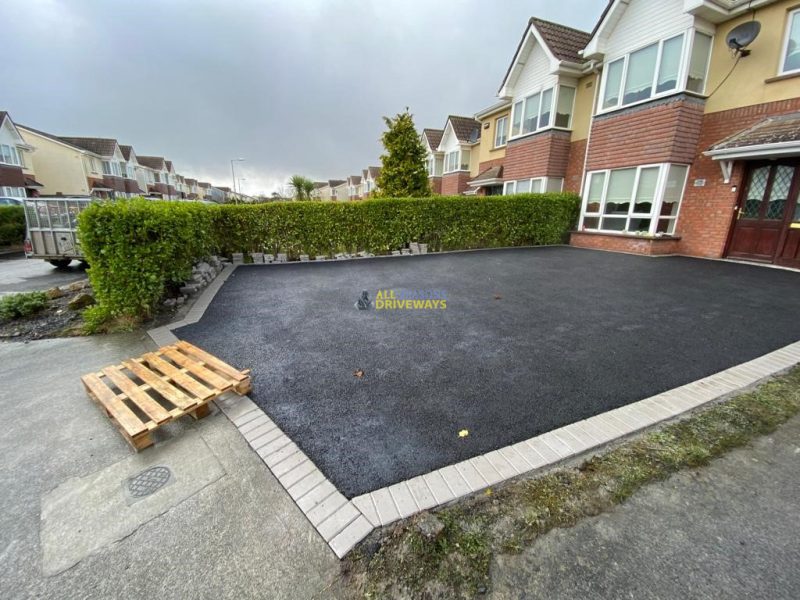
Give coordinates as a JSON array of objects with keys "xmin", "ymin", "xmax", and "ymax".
[
  {"xmin": 490, "ymin": 416, "xmax": 800, "ymax": 600},
  {"xmin": 0, "ymin": 335, "xmax": 339, "ymax": 599}
]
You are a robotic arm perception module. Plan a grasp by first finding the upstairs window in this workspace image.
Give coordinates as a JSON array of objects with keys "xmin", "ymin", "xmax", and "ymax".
[
  {"xmin": 444, "ymin": 149, "xmax": 470, "ymax": 173},
  {"xmin": 781, "ymin": 8, "xmax": 800, "ymax": 75},
  {"xmin": 494, "ymin": 116, "xmax": 508, "ymax": 147},
  {"xmin": 511, "ymin": 85, "xmax": 575, "ymax": 139},
  {"xmin": 601, "ymin": 30, "xmax": 712, "ymax": 112},
  {"xmin": 0, "ymin": 144, "xmax": 21, "ymax": 166}
]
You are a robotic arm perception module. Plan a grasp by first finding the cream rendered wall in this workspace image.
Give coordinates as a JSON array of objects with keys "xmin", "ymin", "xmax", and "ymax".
[
  {"xmin": 704, "ymin": 0, "xmax": 800, "ymax": 113},
  {"xmin": 19, "ymin": 129, "xmax": 90, "ymax": 196},
  {"xmin": 477, "ymin": 108, "xmax": 511, "ymax": 166},
  {"xmin": 571, "ymin": 73, "xmax": 598, "ymax": 142}
]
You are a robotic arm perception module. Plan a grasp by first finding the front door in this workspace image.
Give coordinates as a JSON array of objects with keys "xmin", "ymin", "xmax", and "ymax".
[
  {"xmin": 775, "ymin": 179, "xmax": 800, "ymax": 268},
  {"xmin": 727, "ymin": 161, "xmax": 799, "ymax": 263}
]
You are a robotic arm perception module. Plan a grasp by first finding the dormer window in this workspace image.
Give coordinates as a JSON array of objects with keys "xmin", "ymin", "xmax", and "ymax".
[
  {"xmin": 600, "ymin": 30, "xmax": 712, "ymax": 113},
  {"xmin": 0, "ymin": 144, "xmax": 22, "ymax": 166},
  {"xmin": 510, "ymin": 85, "xmax": 576, "ymax": 139}
]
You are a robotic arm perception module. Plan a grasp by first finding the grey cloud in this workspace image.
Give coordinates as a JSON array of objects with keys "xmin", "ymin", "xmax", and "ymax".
[{"xmin": 1, "ymin": 0, "xmax": 604, "ymax": 194}]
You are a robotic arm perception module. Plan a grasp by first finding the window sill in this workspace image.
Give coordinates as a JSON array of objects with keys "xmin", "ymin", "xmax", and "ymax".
[
  {"xmin": 595, "ymin": 90, "xmax": 705, "ymax": 118},
  {"xmin": 508, "ymin": 126, "xmax": 572, "ymax": 143},
  {"xmin": 573, "ymin": 230, "xmax": 681, "ymax": 241},
  {"xmin": 764, "ymin": 71, "xmax": 800, "ymax": 84},
  {"xmin": 491, "ymin": 145, "xmax": 507, "ymax": 152}
]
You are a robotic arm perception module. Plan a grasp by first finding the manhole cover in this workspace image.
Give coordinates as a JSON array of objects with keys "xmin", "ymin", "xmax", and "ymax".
[{"xmin": 127, "ymin": 466, "xmax": 172, "ymax": 498}]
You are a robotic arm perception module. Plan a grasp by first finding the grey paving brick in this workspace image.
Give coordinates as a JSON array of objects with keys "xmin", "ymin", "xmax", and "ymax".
[
  {"xmin": 351, "ymin": 494, "xmax": 380, "ymax": 525},
  {"xmin": 330, "ymin": 515, "xmax": 374, "ymax": 558},
  {"xmin": 633, "ymin": 401, "xmax": 672, "ymax": 423},
  {"xmin": 306, "ymin": 491, "xmax": 348, "ymax": 526},
  {"xmin": 264, "ymin": 442, "xmax": 300, "ymax": 468},
  {"xmin": 255, "ymin": 434, "xmax": 292, "ymax": 458},
  {"xmin": 288, "ymin": 469, "xmax": 326, "ymax": 502},
  {"xmin": 645, "ymin": 395, "xmax": 684, "ymax": 416},
  {"xmin": 227, "ymin": 399, "xmax": 260, "ymax": 423},
  {"xmin": 406, "ymin": 476, "xmax": 438, "ymax": 510},
  {"xmin": 317, "ymin": 502, "xmax": 361, "ymax": 541},
  {"xmin": 422, "ymin": 470, "xmax": 456, "ymax": 504},
  {"xmin": 250, "ymin": 426, "xmax": 284, "ymax": 450},
  {"xmin": 272, "ymin": 449, "xmax": 308, "ymax": 478},
  {"xmin": 438, "ymin": 465, "xmax": 471, "ymax": 499},
  {"xmin": 526, "ymin": 437, "xmax": 562, "ymax": 463},
  {"xmin": 469, "ymin": 455, "xmax": 504, "ymax": 486},
  {"xmin": 453, "ymin": 460, "xmax": 489, "ymax": 492},
  {"xmin": 279, "ymin": 459, "xmax": 317, "ymax": 489},
  {"xmin": 554, "ymin": 428, "xmax": 592, "ymax": 453},
  {"xmin": 483, "ymin": 450, "xmax": 518, "ymax": 480},
  {"xmin": 370, "ymin": 487, "xmax": 401, "ymax": 525},
  {"xmin": 297, "ymin": 479, "xmax": 337, "ymax": 513},
  {"xmin": 388, "ymin": 482, "xmax": 419, "ymax": 518},
  {"xmin": 590, "ymin": 413, "xmax": 628, "ymax": 436},
  {"xmin": 509, "ymin": 441, "xmax": 546, "ymax": 470},
  {"xmin": 238, "ymin": 413, "xmax": 271, "ymax": 433},
  {"xmin": 499, "ymin": 446, "xmax": 534, "ymax": 473},
  {"xmin": 578, "ymin": 419, "xmax": 617, "ymax": 444},
  {"xmin": 242, "ymin": 421, "xmax": 277, "ymax": 442}
]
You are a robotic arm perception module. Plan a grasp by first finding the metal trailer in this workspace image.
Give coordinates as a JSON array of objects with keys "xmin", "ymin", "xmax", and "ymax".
[{"xmin": 23, "ymin": 196, "xmax": 93, "ymax": 268}]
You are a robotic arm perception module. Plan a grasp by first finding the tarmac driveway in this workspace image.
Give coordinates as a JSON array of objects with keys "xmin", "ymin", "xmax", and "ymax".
[{"xmin": 176, "ymin": 247, "xmax": 800, "ymax": 497}]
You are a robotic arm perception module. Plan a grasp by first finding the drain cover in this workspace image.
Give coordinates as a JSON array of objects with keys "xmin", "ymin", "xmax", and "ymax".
[{"xmin": 127, "ymin": 466, "xmax": 172, "ymax": 498}]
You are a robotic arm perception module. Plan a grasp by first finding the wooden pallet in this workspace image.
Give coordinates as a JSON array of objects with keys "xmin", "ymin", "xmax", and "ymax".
[{"xmin": 82, "ymin": 341, "xmax": 251, "ymax": 451}]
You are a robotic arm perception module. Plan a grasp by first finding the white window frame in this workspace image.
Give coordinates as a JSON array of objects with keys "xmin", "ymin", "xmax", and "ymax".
[
  {"xmin": 1, "ymin": 186, "xmax": 26, "ymax": 198},
  {"xmin": 494, "ymin": 115, "xmax": 508, "ymax": 148},
  {"xmin": 598, "ymin": 28, "xmax": 714, "ymax": 114},
  {"xmin": 502, "ymin": 177, "xmax": 563, "ymax": 195},
  {"xmin": 0, "ymin": 144, "xmax": 21, "ymax": 167},
  {"xmin": 779, "ymin": 7, "xmax": 800, "ymax": 76},
  {"xmin": 444, "ymin": 149, "xmax": 470, "ymax": 174},
  {"xmin": 509, "ymin": 85, "xmax": 576, "ymax": 141},
  {"xmin": 579, "ymin": 163, "xmax": 689, "ymax": 235}
]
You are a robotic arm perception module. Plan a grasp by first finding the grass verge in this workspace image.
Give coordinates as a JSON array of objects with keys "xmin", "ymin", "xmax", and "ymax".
[{"xmin": 341, "ymin": 366, "xmax": 800, "ymax": 599}]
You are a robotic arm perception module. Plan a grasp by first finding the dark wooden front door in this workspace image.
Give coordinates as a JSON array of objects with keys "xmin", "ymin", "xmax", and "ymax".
[{"xmin": 727, "ymin": 161, "xmax": 800, "ymax": 263}]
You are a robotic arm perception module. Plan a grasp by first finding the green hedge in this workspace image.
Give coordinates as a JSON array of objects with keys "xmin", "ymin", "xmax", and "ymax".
[
  {"xmin": 78, "ymin": 193, "xmax": 579, "ymax": 326},
  {"xmin": 0, "ymin": 205, "xmax": 26, "ymax": 247}
]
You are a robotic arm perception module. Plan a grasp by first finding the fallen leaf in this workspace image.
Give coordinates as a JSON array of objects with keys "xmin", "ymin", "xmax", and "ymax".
[
  {"xmin": 493, "ymin": 294, "xmax": 502, "ymax": 300},
  {"xmin": 458, "ymin": 429, "xmax": 469, "ymax": 438},
  {"xmin": 353, "ymin": 369, "xmax": 365, "ymax": 378},
  {"xmin": 485, "ymin": 488, "xmax": 493, "ymax": 496}
]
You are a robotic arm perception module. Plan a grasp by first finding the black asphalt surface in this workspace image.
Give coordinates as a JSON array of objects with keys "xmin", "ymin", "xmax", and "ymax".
[{"xmin": 176, "ymin": 247, "xmax": 800, "ymax": 497}]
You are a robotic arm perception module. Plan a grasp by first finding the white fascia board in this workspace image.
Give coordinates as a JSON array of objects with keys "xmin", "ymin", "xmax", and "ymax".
[{"xmin": 704, "ymin": 141, "xmax": 800, "ymax": 160}]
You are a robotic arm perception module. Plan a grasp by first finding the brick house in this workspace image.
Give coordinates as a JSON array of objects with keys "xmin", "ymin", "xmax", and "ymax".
[
  {"xmin": 421, "ymin": 128, "xmax": 444, "ymax": 194},
  {"xmin": 0, "ymin": 111, "xmax": 42, "ymax": 199},
  {"xmin": 466, "ymin": 100, "xmax": 511, "ymax": 196},
  {"xmin": 437, "ymin": 116, "xmax": 481, "ymax": 195},
  {"xmin": 497, "ymin": 18, "xmax": 592, "ymax": 195},
  {"xmin": 565, "ymin": 0, "xmax": 800, "ymax": 268},
  {"xmin": 361, "ymin": 166, "xmax": 380, "ymax": 198}
]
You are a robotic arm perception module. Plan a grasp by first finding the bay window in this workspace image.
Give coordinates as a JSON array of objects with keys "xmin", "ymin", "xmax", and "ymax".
[
  {"xmin": 601, "ymin": 29, "xmax": 713, "ymax": 112},
  {"xmin": 494, "ymin": 116, "xmax": 508, "ymax": 147},
  {"xmin": 511, "ymin": 85, "xmax": 575, "ymax": 139},
  {"xmin": 0, "ymin": 144, "xmax": 21, "ymax": 166},
  {"xmin": 102, "ymin": 160, "xmax": 121, "ymax": 177},
  {"xmin": 580, "ymin": 164, "xmax": 688, "ymax": 235},
  {"xmin": 1, "ymin": 186, "xmax": 26, "ymax": 198},
  {"xmin": 780, "ymin": 8, "xmax": 800, "ymax": 75},
  {"xmin": 444, "ymin": 149, "xmax": 470, "ymax": 173}
]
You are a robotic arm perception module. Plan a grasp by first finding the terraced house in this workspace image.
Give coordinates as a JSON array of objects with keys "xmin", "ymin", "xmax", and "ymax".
[
  {"xmin": 0, "ymin": 112, "xmax": 41, "ymax": 199},
  {"xmin": 566, "ymin": 0, "xmax": 800, "ymax": 267},
  {"xmin": 437, "ymin": 116, "xmax": 482, "ymax": 195}
]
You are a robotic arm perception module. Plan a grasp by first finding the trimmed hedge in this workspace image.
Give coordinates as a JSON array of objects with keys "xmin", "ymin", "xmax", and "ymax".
[
  {"xmin": 0, "ymin": 205, "xmax": 26, "ymax": 247},
  {"xmin": 78, "ymin": 193, "xmax": 579, "ymax": 326}
]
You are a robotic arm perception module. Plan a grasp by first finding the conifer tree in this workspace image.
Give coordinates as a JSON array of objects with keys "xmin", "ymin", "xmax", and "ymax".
[{"xmin": 375, "ymin": 108, "xmax": 430, "ymax": 198}]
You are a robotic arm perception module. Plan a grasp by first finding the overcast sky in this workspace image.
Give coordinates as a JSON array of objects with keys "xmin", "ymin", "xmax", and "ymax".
[{"xmin": 2, "ymin": 0, "xmax": 604, "ymax": 195}]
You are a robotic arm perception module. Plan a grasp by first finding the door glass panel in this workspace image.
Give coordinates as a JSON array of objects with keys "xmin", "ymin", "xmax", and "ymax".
[
  {"xmin": 743, "ymin": 166, "xmax": 769, "ymax": 218},
  {"xmin": 766, "ymin": 165, "xmax": 794, "ymax": 220},
  {"xmin": 794, "ymin": 188, "xmax": 800, "ymax": 222}
]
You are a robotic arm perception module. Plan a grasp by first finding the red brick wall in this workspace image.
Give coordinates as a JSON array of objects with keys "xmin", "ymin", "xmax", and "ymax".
[
  {"xmin": 477, "ymin": 156, "xmax": 505, "ymax": 174},
  {"xmin": 441, "ymin": 172, "xmax": 471, "ymax": 195},
  {"xmin": 0, "ymin": 165, "xmax": 26, "ymax": 187},
  {"xmin": 586, "ymin": 96, "xmax": 705, "ymax": 171},
  {"xmin": 676, "ymin": 97, "xmax": 800, "ymax": 258},
  {"xmin": 571, "ymin": 232, "xmax": 681, "ymax": 256},
  {"xmin": 565, "ymin": 138, "xmax": 587, "ymax": 193},
  {"xmin": 429, "ymin": 176, "xmax": 442, "ymax": 195},
  {"xmin": 504, "ymin": 131, "xmax": 571, "ymax": 180}
]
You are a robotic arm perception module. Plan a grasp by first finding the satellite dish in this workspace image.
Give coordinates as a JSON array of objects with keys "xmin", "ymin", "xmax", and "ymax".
[{"xmin": 726, "ymin": 21, "xmax": 761, "ymax": 56}]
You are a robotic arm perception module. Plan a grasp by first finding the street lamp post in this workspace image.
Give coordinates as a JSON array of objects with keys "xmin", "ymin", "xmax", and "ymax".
[
  {"xmin": 238, "ymin": 178, "xmax": 246, "ymax": 201},
  {"xmin": 230, "ymin": 158, "xmax": 245, "ymax": 204}
]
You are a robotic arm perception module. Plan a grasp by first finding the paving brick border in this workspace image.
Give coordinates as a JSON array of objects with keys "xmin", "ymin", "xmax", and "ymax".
[{"xmin": 148, "ymin": 253, "xmax": 800, "ymax": 558}]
